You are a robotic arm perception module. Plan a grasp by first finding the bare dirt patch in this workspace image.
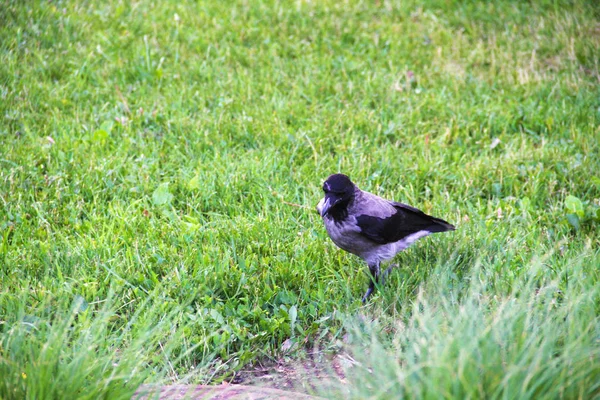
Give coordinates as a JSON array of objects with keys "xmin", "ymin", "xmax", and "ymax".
[{"xmin": 134, "ymin": 353, "xmax": 355, "ymax": 399}]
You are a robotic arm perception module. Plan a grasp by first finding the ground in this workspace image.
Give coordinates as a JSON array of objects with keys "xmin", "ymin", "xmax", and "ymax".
[{"xmin": 0, "ymin": 0, "xmax": 599, "ymax": 399}]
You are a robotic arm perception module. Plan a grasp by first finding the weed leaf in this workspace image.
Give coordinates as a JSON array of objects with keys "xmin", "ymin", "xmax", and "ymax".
[
  {"xmin": 152, "ymin": 183, "xmax": 173, "ymax": 206},
  {"xmin": 565, "ymin": 195, "xmax": 584, "ymax": 218}
]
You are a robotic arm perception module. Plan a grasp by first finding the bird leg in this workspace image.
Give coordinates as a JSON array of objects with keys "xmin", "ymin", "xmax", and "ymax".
[
  {"xmin": 380, "ymin": 263, "xmax": 398, "ymax": 286},
  {"xmin": 362, "ymin": 262, "xmax": 380, "ymax": 303}
]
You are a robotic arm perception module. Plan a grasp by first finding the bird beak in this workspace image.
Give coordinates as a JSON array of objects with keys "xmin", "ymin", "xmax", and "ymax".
[{"xmin": 316, "ymin": 197, "xmax": 331, "ymax": 217}]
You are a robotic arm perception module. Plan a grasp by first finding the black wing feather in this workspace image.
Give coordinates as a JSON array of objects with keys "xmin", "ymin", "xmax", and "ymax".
[{"xmin": 356, "ymin": 202, "xmax": 455, "ymax": 245}]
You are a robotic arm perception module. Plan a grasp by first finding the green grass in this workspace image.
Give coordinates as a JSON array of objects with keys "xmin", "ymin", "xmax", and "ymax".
[
  {"xmin": 1, "ymin": 0, "xmax": 599, "ymax": 398},
  {"xmin": 333, "ymin": 255, "xmax": 599, "ymax": 399}
]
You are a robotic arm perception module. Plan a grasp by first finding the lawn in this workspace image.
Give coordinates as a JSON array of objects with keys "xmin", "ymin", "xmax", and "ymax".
[{"xmin": 1, "ymin": 0, "xmax": 599, "ymax": 398}]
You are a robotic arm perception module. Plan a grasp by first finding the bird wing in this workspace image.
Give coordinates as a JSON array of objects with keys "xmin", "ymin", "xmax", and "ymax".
[{"xmin": 355, "ymin": 201, "xmax": 455, "ymax": 245}]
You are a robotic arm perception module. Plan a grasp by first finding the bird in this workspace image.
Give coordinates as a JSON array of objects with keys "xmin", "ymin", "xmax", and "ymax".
[{"xmin": 316, "ymin": 173, "xmax": 455, "ymax": 303}]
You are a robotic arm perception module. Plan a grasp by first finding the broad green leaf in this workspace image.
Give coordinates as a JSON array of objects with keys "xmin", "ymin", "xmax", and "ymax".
[
  {"xmin": 152, "ymin": 183, "xmax": 173, "ymax": 206},
  {"xmin": 289, "ymin": 305, "xmax": 297, "ymax": 326},
  {"xmin": 210, "ymin": 309, "xmax": 224, "ymax": 324},
  {"xmin": 92, "ymin": 121, "xmax": 113, "ymax": 142},
  {"xmin": 100, "ymin": 120, "xmax": 114, "ymax": 133},
  {"xmin": 565, "ymin": 195, "xmax": 584, "ymax": 218},
  {"xmin": 188, "ymin": 174, "xmax": 200, "ymax": 190},
  {"xmin": 566, "ymin": 213, "xmax": 580, "ymax": 231},
  {"xmin": 181, "ymin": 221, "xmax": 200, "ymax": 234},
  {"xmin": 92, "ymin": 129, "xmax": 108, "ymax": 142}
]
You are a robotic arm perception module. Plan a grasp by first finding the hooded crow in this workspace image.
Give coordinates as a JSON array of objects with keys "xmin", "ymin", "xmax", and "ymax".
[{"xmin": 316, "ymin": 173, "xmax": 455, "ymax": 303}]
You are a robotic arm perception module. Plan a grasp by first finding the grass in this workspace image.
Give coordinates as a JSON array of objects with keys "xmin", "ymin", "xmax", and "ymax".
[
  {"xmin": 335, "ymin": 255, "xmax": 599, "ymax": 399},
  {"xmin": 1, "ymin": 0, "xmax": 599, "ymax": 398}
]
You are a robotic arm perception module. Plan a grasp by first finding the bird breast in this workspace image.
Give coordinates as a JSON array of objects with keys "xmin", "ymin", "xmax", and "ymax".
[{"xmin": 323, "ymin": 215, "xmax": 372, "ymax": 257}]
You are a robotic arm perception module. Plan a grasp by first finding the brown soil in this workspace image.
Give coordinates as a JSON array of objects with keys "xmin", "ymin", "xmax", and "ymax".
[{"xmin": 133, "ymin": 353, "xmax": 355, "ymax": 400}]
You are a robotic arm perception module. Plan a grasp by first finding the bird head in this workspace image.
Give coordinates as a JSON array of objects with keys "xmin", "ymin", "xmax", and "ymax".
[{"xmin": 316, "ymin": 174, "xmax": 355, "ymax": 218}]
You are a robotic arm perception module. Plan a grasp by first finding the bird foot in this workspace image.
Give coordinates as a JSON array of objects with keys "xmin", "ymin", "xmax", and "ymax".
[
  {"xmin": 362, "ymin": 263, "xmax": 400, "ymax": 303},
  {"xmin": 361, "ymin": 287, "xmax": 374, "ymax": 304}
]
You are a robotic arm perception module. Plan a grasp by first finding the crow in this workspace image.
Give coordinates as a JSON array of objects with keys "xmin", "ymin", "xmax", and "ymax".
[{"xmin": 316, "ymin": 173, "xmax": 455, "ymax": 303}]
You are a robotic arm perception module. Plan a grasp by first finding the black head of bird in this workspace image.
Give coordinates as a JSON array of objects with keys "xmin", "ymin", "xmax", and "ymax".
[
  {"xmin": 317, "ymin": 173, "xmax": 455, "ymax": 303},
  {"xmin": 318, "ymin": 173, "xmax": 355, "ymax": 220}
]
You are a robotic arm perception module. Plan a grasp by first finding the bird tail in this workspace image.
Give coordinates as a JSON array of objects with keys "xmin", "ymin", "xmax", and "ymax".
[{"xmin": 427, "ymin": 217, "xmax": 455, "ymax": 233}]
